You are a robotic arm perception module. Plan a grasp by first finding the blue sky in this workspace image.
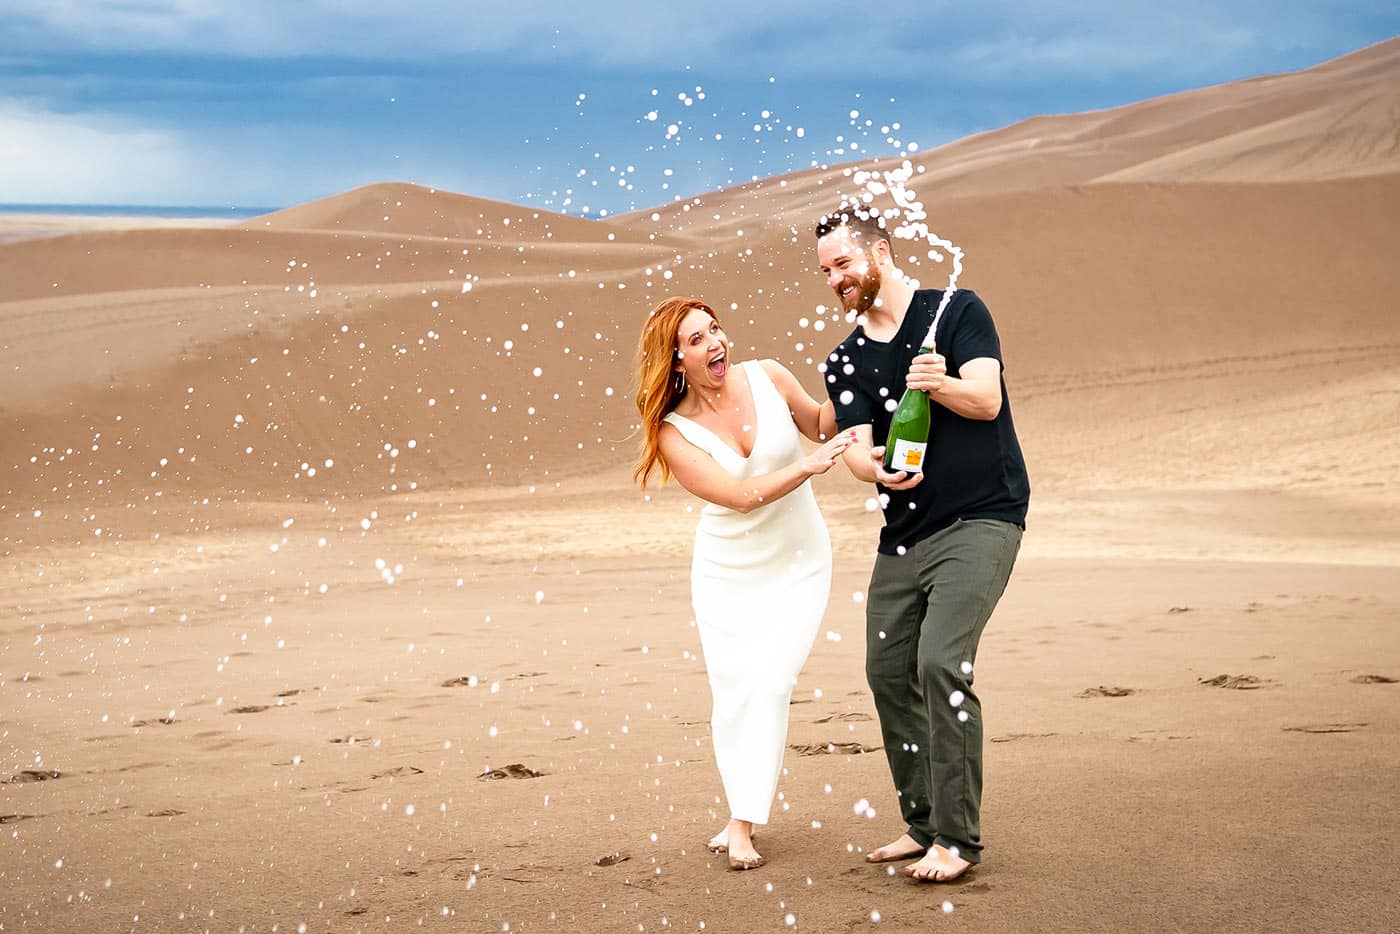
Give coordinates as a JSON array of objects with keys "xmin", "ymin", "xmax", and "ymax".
[{"xmin": 1, "ymin": 1, "xmax": 1396, "ymax": 215}]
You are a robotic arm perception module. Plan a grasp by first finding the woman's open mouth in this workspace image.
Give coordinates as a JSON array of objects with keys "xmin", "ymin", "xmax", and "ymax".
[{"xmin": 707, "ymin": 352, "xmax": 727, "ymax": 379}]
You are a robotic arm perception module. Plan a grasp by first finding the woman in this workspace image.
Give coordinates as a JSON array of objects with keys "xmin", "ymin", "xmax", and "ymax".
[{"xmin": 633, "ymin": 296, "xmax": 855, "ymax": 870}]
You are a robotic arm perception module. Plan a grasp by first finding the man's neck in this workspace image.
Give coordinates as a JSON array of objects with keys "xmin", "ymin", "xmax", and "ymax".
[{"xmin": 860, "ymin": 270, "xmax": 916, "ymax": 342}]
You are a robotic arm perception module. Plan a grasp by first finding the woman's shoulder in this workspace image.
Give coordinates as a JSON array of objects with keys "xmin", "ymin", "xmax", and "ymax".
[{"xmin": 756, "ymin": 358, "xmax": 793, "ymax": 383}]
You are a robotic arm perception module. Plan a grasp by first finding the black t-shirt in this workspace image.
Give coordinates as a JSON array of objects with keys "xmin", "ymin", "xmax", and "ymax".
[{"xmin": 823, "ymin": 289, "xmax": 1030, "ymax": 555}]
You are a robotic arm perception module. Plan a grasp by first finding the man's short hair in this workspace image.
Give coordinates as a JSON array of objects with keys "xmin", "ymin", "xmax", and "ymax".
[{"xmin": 815, "ymin": 204, "xmax": 896, "ymax": 262}]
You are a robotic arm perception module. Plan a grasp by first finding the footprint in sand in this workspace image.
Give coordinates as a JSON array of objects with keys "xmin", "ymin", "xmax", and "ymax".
[
  {"xmin": 371, "ymin": 766, "xmax": 425, "ymax": 780},
  {"xmin": 228, "ymin": 704, "xmax": 271, "ymax": 714},
  {"xmin": 0, "ymin": 813, "xmax": 38, "ymax": 824},
  {"xmin": 594, "ymin": 853, "xmax": 630, "ymax": 867},
  {"xmin": 1077, "ymin": 686, "xmax": 1135, "ymax": 698},
  {"xmin": 478, "ymin": 763, "xmax": 546, "ymax": 780},
  {"xmin": 145, "ymin": 809, "xmax": 185, "ymax": 817},
  {"xmin": 330, "ymin": 736, "xmax": 374, "ymax": 746},
  {"xmin": 788, "ymin": 741, "xmax": 880, "ymax": 756},
  {"xmin": 4, "ymin": 769, "xmax": 63, "ymax": 784},
  {"xmin": 1199, "ymin": 674, "xmax": 1274, "ymax": 690},
  {"xmin": 812, "ymin": 712, "xmax": 873, "ymax": 724},
  {"xmin": 1351, "ymin": 674, "xmax": 1397, "ymax": 684},
  {"xmin": 990, "ymin": 732, "xmax": 1057, "ymax": 744},
  {"xmin": 440, "ymin": 676, "xmax": 479, "ymax": 688},
  {"xmin": 1283, "ymin": 723, "xmax": 1367, "ymax": 734}
]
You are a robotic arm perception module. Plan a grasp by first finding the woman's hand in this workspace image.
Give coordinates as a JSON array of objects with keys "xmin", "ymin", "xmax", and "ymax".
[{"xmin": 801, "ymin": 429, "xmax": 858, "ymax": 475}]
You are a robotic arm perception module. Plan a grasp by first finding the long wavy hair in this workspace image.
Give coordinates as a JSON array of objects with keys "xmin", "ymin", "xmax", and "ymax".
[{"xmin": 632, "ymin": 296, "xmax": 719, "ymax": 489}]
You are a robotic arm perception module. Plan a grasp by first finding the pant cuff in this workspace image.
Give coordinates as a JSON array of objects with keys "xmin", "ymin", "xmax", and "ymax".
[
  {"xmin": 933, "ymin": 835, "xmax": 981, "ymax": 864},
  {"xmin": 907, "ymin": 826, "xmax": 935, "ymax": 849}
]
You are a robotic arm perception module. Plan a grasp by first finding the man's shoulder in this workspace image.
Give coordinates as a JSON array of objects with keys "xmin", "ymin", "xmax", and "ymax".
[{"xmin": 916, "ymin": 287, "xmax": 981, "ymax": 309}]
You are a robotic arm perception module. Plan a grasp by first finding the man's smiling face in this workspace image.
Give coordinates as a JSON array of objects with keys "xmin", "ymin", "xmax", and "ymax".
[{"xmin": 818, "ymin": 226, "xmax": 883, "ymax": 314}]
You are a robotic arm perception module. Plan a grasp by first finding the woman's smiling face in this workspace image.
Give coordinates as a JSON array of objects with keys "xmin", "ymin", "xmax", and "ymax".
[{"xmin": 674, "ymin": 307, "xmax": 730, "ymax": 387}]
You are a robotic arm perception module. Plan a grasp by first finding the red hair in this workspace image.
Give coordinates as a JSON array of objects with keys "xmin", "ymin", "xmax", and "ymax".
[{"xmin": 632, "ymin": 296, "xmax": 718, "ymax": 489}]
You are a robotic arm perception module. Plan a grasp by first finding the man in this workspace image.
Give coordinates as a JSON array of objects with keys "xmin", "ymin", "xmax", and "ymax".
[{"xmin": 815, "ymin": 205, "xmax": 1029, "ymax": 882}]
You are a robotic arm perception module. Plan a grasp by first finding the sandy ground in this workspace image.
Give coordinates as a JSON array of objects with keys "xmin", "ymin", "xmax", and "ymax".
[
  {"xmin": 3, "ymin": 477, "xmax": 1399, "ymax": 933},
  {"xmin": 4, "ymin": 37, "xmax": 1400, "ymax": 934}
]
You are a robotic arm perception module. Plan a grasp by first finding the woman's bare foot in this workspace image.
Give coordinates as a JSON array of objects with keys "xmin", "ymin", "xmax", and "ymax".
[
  {"xmin": 706, "ymin": 822, "xmax": 758, "ymax": 855},
  {"xmin": 721, "ymin": 819, "xmax": 764, "ymax": 869},
  {"xmin": 900, "ymin": 844, "xmax": 972, "ymax": 883},
  {"xmin": 865, "ymin": 833, "xmax": 928, "ymax": 864}
]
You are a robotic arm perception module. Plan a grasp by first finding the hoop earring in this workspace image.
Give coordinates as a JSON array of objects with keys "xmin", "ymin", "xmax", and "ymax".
[{"xmin": 673, "ymin": 371, "xmax": 686, "ymax": 394}]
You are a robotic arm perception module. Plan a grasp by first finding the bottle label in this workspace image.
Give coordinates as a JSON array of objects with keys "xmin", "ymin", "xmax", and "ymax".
[{"xmin": 890, "ymin": 439, "xmax": 927, "ymax": 473}]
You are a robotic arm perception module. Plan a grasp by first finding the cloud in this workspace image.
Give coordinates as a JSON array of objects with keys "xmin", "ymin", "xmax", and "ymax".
[
  {"xmin": 0, "ymin": 99, "xmax": 200, "ymax": 203},
  {"xmin": 947, "ymin": 27, "xmax": 1261, "ymax": 81},
  {"xmin": 3, "ymin": 0, "xmax": 1393, "ymax": 209},
  {"xmin": 4, "ymin": 0, "xmax": 818, "ymax": 63},
  {"xmin": 0, "ymin": 96, "xmax": 524, "ymax": 207},
  {"xmin": 5, "ymin": 0, "xmax": 1387, "ymax": 82}
]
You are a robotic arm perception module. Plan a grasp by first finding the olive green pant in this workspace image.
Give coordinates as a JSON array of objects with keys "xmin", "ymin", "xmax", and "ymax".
[{"xmin": 865, "ymin": 518, "xmax": 1022, "ymax": 863}]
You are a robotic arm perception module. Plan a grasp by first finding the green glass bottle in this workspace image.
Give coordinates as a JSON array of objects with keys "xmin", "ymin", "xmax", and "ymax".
[{"xmin": 882, "ymin": 344, "xmax": 933, "ymax": 473}]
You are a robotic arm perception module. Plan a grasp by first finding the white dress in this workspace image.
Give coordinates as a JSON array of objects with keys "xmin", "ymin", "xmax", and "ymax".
[{"xmin": 663, "ymin": 360, "xmax": 832, "ymax": 825}]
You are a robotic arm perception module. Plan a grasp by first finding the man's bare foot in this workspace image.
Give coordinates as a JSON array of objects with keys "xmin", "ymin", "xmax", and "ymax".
[
  {"xmin": 900, "ymin": 844, "xmax": 972, "ymax": 883},
  {"xmin": 865, "ymin": 833, "xmax": 928, "ymax": 864}
]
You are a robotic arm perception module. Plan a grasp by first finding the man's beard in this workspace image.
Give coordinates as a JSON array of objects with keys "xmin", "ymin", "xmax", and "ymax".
[{"xmin": 841, "ymin": 260, "xmax": 882, "ymax": 313}]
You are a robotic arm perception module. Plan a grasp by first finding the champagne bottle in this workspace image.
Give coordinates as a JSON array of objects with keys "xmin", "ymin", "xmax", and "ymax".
[{"xmin": 882, "ymin": 343, "xmax": 933, "ymax": 473}]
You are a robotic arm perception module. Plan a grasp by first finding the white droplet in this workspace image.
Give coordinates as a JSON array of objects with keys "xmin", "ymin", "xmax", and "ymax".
[{"xmin": 949, "ymin": 690, "xmax": 965, "ymax": 707}]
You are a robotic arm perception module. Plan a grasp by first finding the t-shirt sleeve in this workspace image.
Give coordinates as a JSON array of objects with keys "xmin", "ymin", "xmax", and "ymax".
[
  {"xmin": 949, "ymin": 291, "xmax": 1003, "ymax": 373},
  {"xmin": 823, "ymin": 345, "xmax": 874, "ymax": 432}
]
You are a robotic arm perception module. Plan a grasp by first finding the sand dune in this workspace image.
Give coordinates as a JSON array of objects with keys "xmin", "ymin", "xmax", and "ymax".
[
  {"xmin": 620, "ymin": 37, "xmax": 1400, "ymax": 237},
  {"xmin": 248, "ymin": 181, "xmax": 655, "ymax": 245},
  {"xmin": 2, "ymin": 37, "xmax": 1398, "ymax": 934},
  {"xmin": 4, "ymin": 174, "xmax": 1396, "ymax": 513}
]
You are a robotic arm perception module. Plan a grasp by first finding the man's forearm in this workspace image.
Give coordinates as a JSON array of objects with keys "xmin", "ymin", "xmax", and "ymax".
[
  {"xmin": 842, "ymin": 445, "xmax": 879, "ymax": 483},
  {"xmin": 931, "ymin": 375, "xmax": 1001, "ymax": 421}
]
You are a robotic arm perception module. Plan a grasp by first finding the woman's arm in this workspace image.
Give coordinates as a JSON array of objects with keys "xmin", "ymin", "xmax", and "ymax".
[
  {"xmin": 760, "ymin": 359, "xmax": 838, "ymax": 442},
  {"xmin": 660, "ymin": 422, "xmax": 855, "ymax": 514}
]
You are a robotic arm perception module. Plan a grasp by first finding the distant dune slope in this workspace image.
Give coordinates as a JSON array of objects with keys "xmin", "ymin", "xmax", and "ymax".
[{"xmin": 2, "ymin": 39, "xmax": 1398, "ymax": 543}]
